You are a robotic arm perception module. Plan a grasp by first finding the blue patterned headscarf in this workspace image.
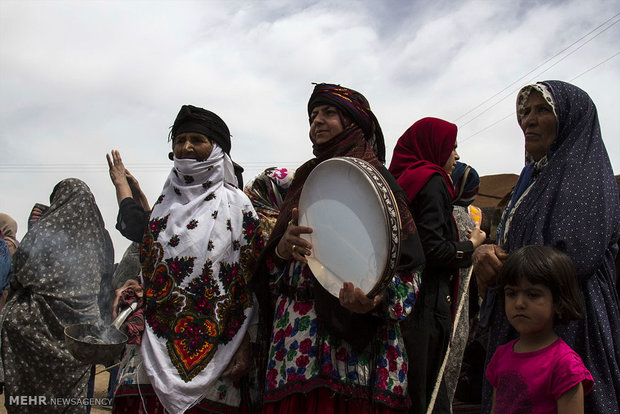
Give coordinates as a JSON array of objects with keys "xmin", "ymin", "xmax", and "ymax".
[
  {"xmin": 451, "ymin": 162, "xmax": 480, "ymax": 207},
  {"xmin": 502, "ymin": 81, "xmax": 620, "ymax": 277}
]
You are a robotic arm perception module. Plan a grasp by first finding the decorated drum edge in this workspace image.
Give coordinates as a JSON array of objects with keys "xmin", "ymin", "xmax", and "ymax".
[{"xmin": 340, "ymin": 157, "xmax": 402, "ymax": 298}]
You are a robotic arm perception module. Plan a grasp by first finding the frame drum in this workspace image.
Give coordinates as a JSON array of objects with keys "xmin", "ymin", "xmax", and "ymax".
[{"xmin": 298, "ymin": 157, "xmax": 401, "ymax": 298}]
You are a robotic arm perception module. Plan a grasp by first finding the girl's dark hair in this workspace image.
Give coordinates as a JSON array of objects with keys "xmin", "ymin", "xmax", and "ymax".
[{"xmin": 498, "ymin": 245, "xmax": 584, "ymax": 324}]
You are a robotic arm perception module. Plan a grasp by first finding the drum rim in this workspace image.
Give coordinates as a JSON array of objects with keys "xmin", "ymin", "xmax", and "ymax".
[{"xmin": 299, "ymin": 156, "xmax": 402, "ymax": 298}]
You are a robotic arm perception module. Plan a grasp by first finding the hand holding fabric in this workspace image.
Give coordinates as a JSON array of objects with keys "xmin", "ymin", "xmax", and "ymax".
[{"xmin": 28, "ymin": 203, "xmax": 48, "ymax": 231}]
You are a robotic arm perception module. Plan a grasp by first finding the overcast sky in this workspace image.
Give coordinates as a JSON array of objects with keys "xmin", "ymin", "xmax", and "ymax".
[{"xmin": 1, "ymin": 0, "xmax": 618, "ymax": 261}]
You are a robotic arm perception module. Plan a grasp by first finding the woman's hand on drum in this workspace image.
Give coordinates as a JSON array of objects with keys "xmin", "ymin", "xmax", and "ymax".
[
  {"xmin": 339, "ymin": 282, "xmax": 382, "ymax": 314},
  {"xmin": 276, "ymin": 208, "xmax": 313, "ymax": 263}
]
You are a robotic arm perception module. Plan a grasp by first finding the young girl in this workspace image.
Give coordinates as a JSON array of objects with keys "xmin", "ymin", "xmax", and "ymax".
[{"xmin": 486, "ymin": 245, "xmax": 593, "ymax": 413}]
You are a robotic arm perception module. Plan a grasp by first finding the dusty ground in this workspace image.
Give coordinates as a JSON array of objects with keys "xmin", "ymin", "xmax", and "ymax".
[{"xmin": 0, "ymin": 365, "xmax": 112, "ymax": 413}]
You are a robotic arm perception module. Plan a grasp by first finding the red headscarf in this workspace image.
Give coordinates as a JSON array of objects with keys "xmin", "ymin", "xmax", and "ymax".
[{"xmin": 388, "ymin": 117, "xmax": 457, "ymax": 202}]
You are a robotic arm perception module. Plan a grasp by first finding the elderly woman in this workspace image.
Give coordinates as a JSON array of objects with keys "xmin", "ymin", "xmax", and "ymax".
[
  {"xmin": 254, "ymin": 83, "xmax": 424, "ymax": 413},
  {"xmin": 389, "ymin": 118, "xmax": 486, "ymax": 414},
  {"xmin": 0, "ymin": 178, "xmax": 112, "ymax": 414},
  {"xmin": 107, "ymin": 105, "xmax": 264, "ymax": 414},
  {"xmin": 475, "ymin": 81, "xmax": 620, "ymax": 413}
]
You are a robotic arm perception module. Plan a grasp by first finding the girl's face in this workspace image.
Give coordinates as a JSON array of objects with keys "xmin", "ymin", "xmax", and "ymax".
[{"xmin": 504, "ymin": 277, "xmax": 556, "ymax": 338}]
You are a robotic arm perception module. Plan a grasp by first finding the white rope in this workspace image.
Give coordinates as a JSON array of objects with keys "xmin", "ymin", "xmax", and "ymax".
[
  {"xmin": 425, "ymin": 266, "xmax": 473, "ymax": 414},
  {"xmin": 94, "ymin": 361, "xmax": 122, "ymax": 375},
  {"xmin": 136, "ymin": 360, "xmax": 150, "ymax": 414}
]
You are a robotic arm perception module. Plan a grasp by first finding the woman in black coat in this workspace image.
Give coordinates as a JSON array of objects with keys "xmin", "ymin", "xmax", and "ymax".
[{"xmin": 389, "ymin": 117, "xmax": 486, "ymax": 413}]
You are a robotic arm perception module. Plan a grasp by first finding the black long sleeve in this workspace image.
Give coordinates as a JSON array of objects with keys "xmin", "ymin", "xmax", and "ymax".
[
  {"xmin": 411, "ymin": 175, "xmax": 474, "ymax": 271},
  {"xmin": 376, "ymin": 166, "xmax": 426, "ymax": 271},
  {"xmin": 116, "ymin": 197, "xmax": 149, "ymax": 243}
]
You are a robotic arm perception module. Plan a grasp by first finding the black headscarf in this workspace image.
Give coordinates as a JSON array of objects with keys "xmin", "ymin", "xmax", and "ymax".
[
  {"xmin": 169, "ymin": 105, "xmax": 245, "ymax": 187},
  {"xmin": 170, "ymin": 105, "xmax": 231, "ymax": 155}
]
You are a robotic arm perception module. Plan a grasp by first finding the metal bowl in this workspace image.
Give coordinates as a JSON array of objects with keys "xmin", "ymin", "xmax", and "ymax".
[
  {"xmin": 64, "ymin": 302, "xmax": 137, "ymax": 366},
  {"xmin": 64, "ymin": 323, "xmax": 128, "ymax": 366}
]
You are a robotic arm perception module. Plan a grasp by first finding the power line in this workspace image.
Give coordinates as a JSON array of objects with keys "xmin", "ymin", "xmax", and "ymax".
[
  {"xmin": 455, "ymin": 12, "xmax": 620, "ymax": 128},
  {"xmin": 459, "ymin": 49, "xmax": 619, "ymax": 144},
  {"xmin": 459, "ymin": 32, "xmax": 620, "ymax": 143},
  {"xmin": 570, "ymin": 51, "xmax": 620, "ymax": 82},
  {"xmin": 460, "ymin": 113, "xmax": 514, "ymax": 143}
]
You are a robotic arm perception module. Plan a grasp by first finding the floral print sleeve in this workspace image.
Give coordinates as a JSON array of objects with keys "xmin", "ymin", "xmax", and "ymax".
[
  {"xmin": 263, "ymin": 251, "xmax": 289, "ymax": 299},
  {"xmin": 239, "ymin": 209, "xmax": 266, "ymax": 284},
  {"xmin": 376, "ymin": 265, "xmax": 422, "ymax": 321}
]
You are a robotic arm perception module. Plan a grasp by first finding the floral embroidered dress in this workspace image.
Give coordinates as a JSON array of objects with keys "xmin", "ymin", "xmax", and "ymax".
[
  {"xmin": 262, "ymin": 254, "xmax": 420, "ymax": 409},
  {"xmin": 113, "ymin": 144, "xmax": 264, "ymax": 414},
  {"xmin": 256, "ymin": 83, "xmax": 425, "ymax": 413}
]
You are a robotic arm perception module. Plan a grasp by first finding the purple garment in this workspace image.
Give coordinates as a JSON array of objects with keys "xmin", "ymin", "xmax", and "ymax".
[{"xmin": 482, "ymin": 81, "xmax": 620, "ymax": 414}]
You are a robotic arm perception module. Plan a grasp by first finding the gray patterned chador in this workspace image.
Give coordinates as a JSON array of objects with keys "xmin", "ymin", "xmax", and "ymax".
[{"xmin": 0, "ymin": 178, "xmax": 111, "ymax": 414}]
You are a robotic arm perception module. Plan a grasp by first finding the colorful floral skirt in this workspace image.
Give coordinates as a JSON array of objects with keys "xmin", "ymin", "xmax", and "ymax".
[{"xmin": 263, "ymin": 388, "xmax": 408, "ymax": 414}]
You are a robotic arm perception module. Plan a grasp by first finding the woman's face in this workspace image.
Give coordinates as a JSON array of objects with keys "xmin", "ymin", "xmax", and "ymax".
[
  {"xmin": 520, "ymin": 90, "xmax": 557, "ymax": 161},
  {"xmin": 173, "ymin": 132, "xmax": 213, "ymax": 161},
  {"xmin": 309, "ymin": 105, "xmax": 345, "ymax": 145},
  {"xmin": 442, "ymin": 140, "xmax": 459, "ymax": 174}
]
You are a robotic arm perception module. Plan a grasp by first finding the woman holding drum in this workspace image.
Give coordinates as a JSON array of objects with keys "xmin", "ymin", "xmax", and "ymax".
[
  {"xmin": 389, "ymin": 117, "xmax": 486, "ymax": 413},
  {"xmin": 256, "ymin": 83, "xmax": 425, "ymax": 413}
]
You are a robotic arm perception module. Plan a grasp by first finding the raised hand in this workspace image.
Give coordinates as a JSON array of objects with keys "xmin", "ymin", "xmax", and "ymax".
[{"xmin": 106, "ymin": 150, "xmax": 132, "ymax": 205}]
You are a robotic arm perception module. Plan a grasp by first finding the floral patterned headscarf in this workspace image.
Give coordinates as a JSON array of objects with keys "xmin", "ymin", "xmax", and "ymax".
[{"xmin": 244, "ymin": 167, "xmax": 295, "ymax": 240}]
